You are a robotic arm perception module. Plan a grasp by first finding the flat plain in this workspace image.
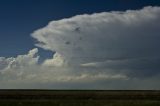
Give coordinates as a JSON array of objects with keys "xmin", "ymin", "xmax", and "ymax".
[{"xmin": 0, "ymin": 90, "xmax": 160, "ymax": 106}]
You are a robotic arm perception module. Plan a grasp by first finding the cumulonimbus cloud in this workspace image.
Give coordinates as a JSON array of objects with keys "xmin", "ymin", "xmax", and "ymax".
[
  {"xmin": 0, "ymin": 6, "xmax": 160, "ymax": 89},
  {"xmin": 32, "ymin": 6, "xmax": 160, "ymax": 77},
  {"xmin": 32, "ymin": 6, "xmax": 160, "ymax": 64}
]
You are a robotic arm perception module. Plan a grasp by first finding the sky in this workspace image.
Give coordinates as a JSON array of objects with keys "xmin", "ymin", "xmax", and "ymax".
[{"xmin": 0, "ymin": 0, "xmax": 160, "ymax": 89}]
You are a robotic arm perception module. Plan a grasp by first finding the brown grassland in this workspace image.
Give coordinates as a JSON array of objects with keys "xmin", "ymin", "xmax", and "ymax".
[{"xmin": 0, "ymin": 90, "xmax": 160, "ymax": 106}]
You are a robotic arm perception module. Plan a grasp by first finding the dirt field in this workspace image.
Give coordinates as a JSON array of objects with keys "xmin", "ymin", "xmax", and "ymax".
[{"xmin": 0, "ymin": 90, "xmax": 160, "ymax": 106}]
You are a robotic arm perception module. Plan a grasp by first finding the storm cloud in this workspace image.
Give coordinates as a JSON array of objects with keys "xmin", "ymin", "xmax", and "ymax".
[
  {"xmin": 0, "ymin": 6, "xmax": 160, "ymax": 89},
  {"xmin": 32, "ymin": 6, "xmax": 160, "ymax": 78}
]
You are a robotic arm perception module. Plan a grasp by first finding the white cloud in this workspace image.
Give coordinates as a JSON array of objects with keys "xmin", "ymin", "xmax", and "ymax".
[
  {"xmin": 0, "ymin": 49, "xmax": 126, "ymax": 86},
  {"xmin": 32, "ymin": 6, "xmax": 160, "ymax": 65},
  {"xmin": 0, "ymin": 48, "xmax": 39, "ymax": 71},
  {"xmin": 0, "ymin": 48, "xmax": 39, "ymax": 81},
  {"xmin": 32, "ymin": 6, "xmax": 160, "ymax": 78},
  {"xmin": 0, "ymin": 6, "xmax": 160, "ymax": 89},
  {"xmin": 42, "ymin": 52, "xmax": 65, "ymax": 67}
]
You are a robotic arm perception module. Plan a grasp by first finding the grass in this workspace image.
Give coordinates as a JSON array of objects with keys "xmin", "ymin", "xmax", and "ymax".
[{"xmin": 0, "ymin": 90, "xmax": 160, "ymax": 106}]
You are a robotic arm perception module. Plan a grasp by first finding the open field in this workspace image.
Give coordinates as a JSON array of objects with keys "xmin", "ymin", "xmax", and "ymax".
[{"xmin": 0, "ymin": 90, "xmax": 160, "ymax": 106}]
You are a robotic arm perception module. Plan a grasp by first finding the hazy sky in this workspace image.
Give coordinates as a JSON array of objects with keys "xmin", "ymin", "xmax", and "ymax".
[{"xmin": 0, "ymin": 0, "xmax": 160, "ymax": 89}]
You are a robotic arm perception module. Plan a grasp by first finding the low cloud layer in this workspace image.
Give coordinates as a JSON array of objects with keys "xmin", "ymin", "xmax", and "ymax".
[{"xmin": 0, "ymin": 6, "xmax": 160, "ymax": 89}]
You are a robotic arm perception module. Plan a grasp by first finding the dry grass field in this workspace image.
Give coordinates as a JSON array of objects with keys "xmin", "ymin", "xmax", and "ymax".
[{"xmin": 0, "ymin": 90, "xmax": 160, "ymax": 106}]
